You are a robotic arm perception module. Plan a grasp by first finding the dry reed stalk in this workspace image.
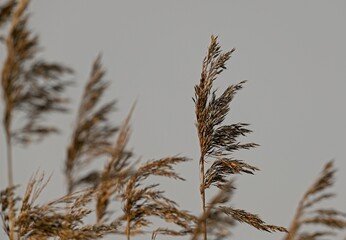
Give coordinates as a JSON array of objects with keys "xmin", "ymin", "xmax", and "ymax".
[
  {"xmin": 1, "ymin": 0, "xmax": 73, "ymax": 144},
  {"xmin": 190, "ymin": 181, "xmax": 236, "ymax": 240},
  {"xmin": 0, "ymin": 185, "xmax": 20, "ymax": 237},
  {"xmin": 190, "ymin": 180, "xmax": 286, "ymax": 240},
  {"xmin": 0, "ymin": 3, "xmax": 32, "ymax": 237},
  {"xmin": 0, "ymin": 172, "xmax": 119, "ymax": 239},
  {"xmin": 120, "ymin": 156, "xmax": 195, "ymax": 240},
  {"xmin": 65, "ymin": 55, "xmax": 117, "ymax": 194},
  {"xmin": 193, "ymin": 36, "xmax": 289, "ymax": 239},
  {"xmin": 96, "ymin": 104, "xmax": 135, "ymax": 223},
  {"xmin": 194, "ymin": 35, "xmax": 268, "ymax": 239},
  {"xmin": 1, "ymin": 1, "xmax": 72, "ymax": 238},
  {"xmin": 284, "ymin": 161, "xmax": 346, "ymax": 240},
  {"xmin": 151, "ymin": 228, "xmax": 192, "ymax": 240}
]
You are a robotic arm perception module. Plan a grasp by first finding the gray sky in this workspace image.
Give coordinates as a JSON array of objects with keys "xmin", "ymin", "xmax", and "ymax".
[{"xmin": 1, "ymin": 1, "xmax": 346, "ymax": 239}]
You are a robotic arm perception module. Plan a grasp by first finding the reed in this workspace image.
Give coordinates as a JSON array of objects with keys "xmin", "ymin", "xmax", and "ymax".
[
  {"xmin": 193, "ymin": 35, "xmax": 286, "ymax": 240},
  {"xmin": 1, "ymin": 1, "xmax": 345, "ymax": 240},
  {"xmin": 65, "ymin": 55, "xmax": 117, "ymax": 194},
  {"xmin": 284, "ymin": 161, "xmax": 346, "ymax": 240},
  {"xmin": 1, "ymin": 1, "xmax": 72, "ymax": 238}
]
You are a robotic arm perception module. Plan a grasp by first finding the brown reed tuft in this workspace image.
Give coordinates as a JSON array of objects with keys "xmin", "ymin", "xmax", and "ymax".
[
  {"xmin": 191, "ymin": 180, "xmax": 287, "ymax": 240},
  {"xmin": 190, "ymin": 181, "xmax": 236, "ymax": 240},
  {"xmin": 1, "ymin": 1, "xmax": 72, "ymax": 238},
  {"xmin": 193, "ymin": 35, "xmax": 286, "ymax": 240},
  {"xmin": 96, "ymin": 104, "xmax": 135, "ymax": 223},
  {"xmin": 120, "ymin": 156, "xmax": 195, "ymax": 240},
  {"xmin": 0, "ymin": 185, "xmax": 20, "ymax": 236},
  {"xmin": 1, "ymin": 0, "xmax": 73, "ymax": 145},
  {"xmin": 284, "ymin": 161, "xmax": 346, "ymax": 240},
  {"xmin": 1, "ymin": 172, "xmax": 119, "ymax": 239},
  {"xmin": 65, "ymin": 55, "xmax": 117, "ymax": 194}
]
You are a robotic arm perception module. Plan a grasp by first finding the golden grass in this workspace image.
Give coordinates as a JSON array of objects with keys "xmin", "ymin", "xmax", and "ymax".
[
  {"xmin": 285, "ymin": 161, "xmax": 346, "ymax": 240},
  {"xmin": 65, "ymin": 55, "xmax": 117, "ymax": 194},
  {"xmin": 1, "ymin": 1, "xmax": 345, "ymax": 240},
  {"xmin": 193, "ymin": 35, "xmax": 285, "ymax": 240}
]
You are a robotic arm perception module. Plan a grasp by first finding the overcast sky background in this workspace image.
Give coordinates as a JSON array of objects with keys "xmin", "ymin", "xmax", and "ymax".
[{"xmin": 1, "ymin": 1, "xmax": 346, "ymax": 239}]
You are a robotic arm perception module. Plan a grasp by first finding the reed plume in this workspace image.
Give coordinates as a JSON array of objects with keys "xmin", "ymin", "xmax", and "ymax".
[
  {"xmin": 65, "ymin": 55, "xmax": 117, "ymax": 194},
  {"xmin": 96, "ymin": 104, "xmax": 135, "ymax": 223},
  {"xmin": 193, "ymin": 35, "xmax": 287, "ymax": 239},
  {"xmin": 1, "ymin": 1, "xmax": 72, "ymax": 238},
  {"xmin": 0, "ymin": 172, "xmax": 118, "ymax": 239},
  {"xmin": 1, "ymin": 0, "xmax": 73, "ymax": 145},
  {"xmin": 191, "ymin": 180, "xmax": 286, "ymax": 240},
  {"xmin": 284, "ymin": 161, "xmax": 346, "ymax": 240},
  {"xmin": 120, "ymin": 157, "xmax": 195, "ymax": 240}
]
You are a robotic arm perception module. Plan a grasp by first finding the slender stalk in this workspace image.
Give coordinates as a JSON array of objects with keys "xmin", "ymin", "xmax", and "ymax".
[
  {"xmin": 4, "ymin": 116, "xmax": 15, "ymax": 240},
  {"xmin": 284, "ymin": 194, "xmax": 307, "ymax": 240},
  {"xmin": 126, "ymin": 213, "xmax": 131, "ymax": 240},
  {"xmin": 199, "ymin": 155, "xmax": 207, "ymax": 240}
]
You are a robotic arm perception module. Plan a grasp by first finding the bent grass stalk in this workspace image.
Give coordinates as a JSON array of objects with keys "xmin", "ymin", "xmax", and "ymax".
[
  {"xmin": 194, "ymin": 35, "xmax": 281, "ymax": 239},
  {"xmin": 1, "ymin": 0, "xmax": 72, "ymax": 238}
]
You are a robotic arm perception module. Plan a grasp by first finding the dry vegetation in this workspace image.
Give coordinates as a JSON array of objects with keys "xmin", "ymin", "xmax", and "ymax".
[{"xmin": 1, "ymin": 1, "xmax": 346, "ymax": 240}]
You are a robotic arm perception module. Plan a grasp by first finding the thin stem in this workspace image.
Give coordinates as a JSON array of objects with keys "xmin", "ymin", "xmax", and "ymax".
[
  {"xmin": 126, "ymin": 213, "xmax": 131, "ymax": 240},
  {"xmin": 284, "ymin": 195, "xmax": 307, "ymax": 240},
  {"xmin": 199, "ymin": 155, "xmax": 207, "ymax": 240},
  {"xmin": 5, "ymin": 119, "xmax": 15, "ymax": 240},
  {"xmin": 66, "ymin": 166, "xmax": 73, "ymax": 195}
]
